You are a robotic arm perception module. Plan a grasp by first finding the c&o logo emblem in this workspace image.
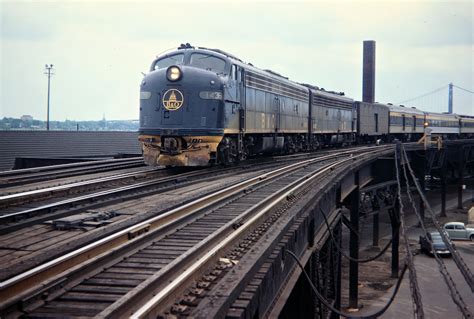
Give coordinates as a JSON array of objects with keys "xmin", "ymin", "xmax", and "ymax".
[{"xmin": 162, "ymin": 89, "xmax": 184, "ymax": 111}]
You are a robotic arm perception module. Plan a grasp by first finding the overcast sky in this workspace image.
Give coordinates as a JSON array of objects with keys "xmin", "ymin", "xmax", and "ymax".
[{"xmin": 1, "ymin": 0, "xmax": 472, "ymax": 121}]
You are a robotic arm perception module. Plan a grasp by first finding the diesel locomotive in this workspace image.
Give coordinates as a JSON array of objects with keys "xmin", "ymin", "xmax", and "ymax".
[{"xmin": 139, "ymin": 44, "xmax": 471, "ymax": 167}]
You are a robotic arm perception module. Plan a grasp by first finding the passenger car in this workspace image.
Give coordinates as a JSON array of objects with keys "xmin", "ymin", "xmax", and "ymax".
[
  {"xmin": 443, "ymin": 222, "xmax": 474, "ymax": 241},
  {"xmin": 387, "ymin": 105, "xmax": 425, "ymax": 140},
  {"xmin": 459, "ymin": 115, "xmax": 474, "ymax": 137},
  {"xmin": 424, "ymin": 112, "xmax": 460, "ymax": 136},
  {"xmin": 419, "ymin": 231, "xmax": 451, "ymax": 256}
]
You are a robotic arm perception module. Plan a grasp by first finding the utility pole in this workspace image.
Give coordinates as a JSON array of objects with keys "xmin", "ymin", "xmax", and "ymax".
[
  {"xmin": 44, "ymin": 64, "xmax": 54, "ymax": 130},
  {"xmin": 448, "ymin": 82, "xmax": 453, "ymax": 114}
]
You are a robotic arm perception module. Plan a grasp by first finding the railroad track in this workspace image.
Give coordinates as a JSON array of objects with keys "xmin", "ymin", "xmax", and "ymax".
[
  {"xmin": 0, "ymin": 167, "xmax": 176, "ymax": 215},
  {"xmin": 0, "ymin": 146, "xmax": 373, "ymax": 231},
  {"xmin": 0, "ymin": 153, "xmax": 324, "ymax": 282},
  {"xmin": 0, "ymin": 147, "xmax": 376, "ymax": 279},
  {"xmin": 0, "ymin": 146, "xmax": 391, "ymax": 318},
  {"xmin": 0, "ymin": 157, "xmax": 145, "ymax": 189}
]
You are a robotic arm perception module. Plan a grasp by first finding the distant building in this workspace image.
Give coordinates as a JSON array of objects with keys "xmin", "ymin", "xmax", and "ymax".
[{"xmin": 21, "ymin": 115, "xmax": 33, "ymax": 122}]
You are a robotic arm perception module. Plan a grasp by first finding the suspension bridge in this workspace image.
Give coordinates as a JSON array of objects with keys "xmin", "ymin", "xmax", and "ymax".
[{"xmin": 397, "ymin": 83, "xmax": 473, "ymax": 115}]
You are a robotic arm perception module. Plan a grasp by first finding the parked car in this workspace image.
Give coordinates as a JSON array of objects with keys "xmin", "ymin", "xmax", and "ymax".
[
  {"xmin": 419, "ymin": 231, "xmax": 451, "ymax": 256},
  {"xmin": 443, "ymin": 222, "xmax": 474, "ymax": 241}
]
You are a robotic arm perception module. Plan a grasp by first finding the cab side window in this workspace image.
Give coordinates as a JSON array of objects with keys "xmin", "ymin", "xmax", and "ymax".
[
  {"xmin": 455, "ymin": 225, "xmax": 465, "ymax": 230},
  {"xmin": 231, "ymin": 65, "xmax": 238, "ymax": 81},
  {"xmin": 445, "ymin": 225, "xmax": 454, "ymax": 229}
]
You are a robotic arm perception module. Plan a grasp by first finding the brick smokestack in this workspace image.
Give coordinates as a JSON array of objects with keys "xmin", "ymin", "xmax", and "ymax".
[{"xmin": 362, "ymin": 40, "xmax": 376, "ymax": 103}]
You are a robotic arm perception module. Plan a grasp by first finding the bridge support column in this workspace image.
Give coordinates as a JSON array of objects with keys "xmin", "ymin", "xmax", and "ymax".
[
  {"xmin": 414, "ymin": 152, "xmax": 426, "ymax": 225},
  {"xmin": 388, "ymin": 175, "xmax": 400, "ymax": 278},
  {"xmin": 311, "ymin": 251, "xmax": 321, "ymax": 319},
  {"xmin": 348, "ymin": 172, "xmax": 360, "ymax": 310},
  {"xmin": 441, "ymin": 160, "xmax": 447, "ymax": 217},
  {"xmin": 333, "ymin": 221, "xmax": 342, "ymax": 319},
  {"xmin": 372, "ymin": 211, "xmax": 379, "ymax": 248},
  {"xmin": 390, "ymin": 147, "xmax": 401, "ymax": 278},
  {"xmin": 458, "ymin": 147, "xmax": 465, "ymax": 209},
  {"xmin": 389, "ymin": 197, "xmax": 400, "ymax": 278}
]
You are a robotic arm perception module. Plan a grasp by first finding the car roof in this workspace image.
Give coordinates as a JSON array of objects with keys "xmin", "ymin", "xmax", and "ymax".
[
  {"xmin": 445, "ymin": 222, "xmax": 464, "ymax": 226},
  {"xmin": 427, "ymin": 231, "xmax": 443, "ymax": 238},
  {"xmin": 388, "ymin": 104, "xmax": 426, "ymax": 115}
]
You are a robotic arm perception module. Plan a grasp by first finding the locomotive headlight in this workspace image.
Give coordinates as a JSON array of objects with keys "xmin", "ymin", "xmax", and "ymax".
[{"xmin": 167, "ymin": 66, "xmax": 182, "ymax": 81}]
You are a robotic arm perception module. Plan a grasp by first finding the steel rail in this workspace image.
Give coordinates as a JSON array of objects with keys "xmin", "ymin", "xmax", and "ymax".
[
  {"xmin": 0, "ymin": 157, "xmax": 143, "ymax": 177},
  {"xmin": 0, "ymin": 167, "xmax": 219, "ymax": 226},
  {"xmin": 0, "ymin": 158, "xmax": 146, "ymax": 188},
  {"xmin": 0, "ymin": 151, "xmax": 351, "ymax": 309},
  {"xmin": 127, "ymin": 149, "xmax": 385, "ymax": 318}
]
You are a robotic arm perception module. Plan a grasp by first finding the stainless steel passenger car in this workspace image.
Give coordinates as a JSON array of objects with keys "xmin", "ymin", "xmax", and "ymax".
[
  {"xmin": 388, "ymin": 105, "xmax": 425, "ymax": 140},
  {"xmin": 459, "ymin": 115, "xmax": 474, "ymax": 136},
  {"xmin": 424, "ymin": 112, "xmax": 460, "ymax": 136}
]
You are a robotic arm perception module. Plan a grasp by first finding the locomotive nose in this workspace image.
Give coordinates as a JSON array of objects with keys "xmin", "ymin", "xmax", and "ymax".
[{"xmin": 139, "ymin": 64, "xmax": 226, "ymax": 166}]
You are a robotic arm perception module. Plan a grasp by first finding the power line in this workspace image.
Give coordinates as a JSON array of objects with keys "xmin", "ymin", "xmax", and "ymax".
[
  {"xmin": 453, "ymin": 85, "xmax": 474, "ymax": 94},
  {"xmin": 396, "ymin": 84, "xmax": 448, "ymax": 105},
  {"xmin": 286, "ymin": 249, "xmax": 409, "ymax": 319},
  {"xmin": 319, "ymin": 207, "xmax": 393, "ymax": 263}
]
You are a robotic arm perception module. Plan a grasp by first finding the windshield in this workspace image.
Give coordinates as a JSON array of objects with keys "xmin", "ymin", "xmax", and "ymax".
[
  {"xmin": 190, "ymin": 53, "xmax": 226, "ymax": 73},
  {"xmin": 429, "ymin": 233, "xmax": 445, "ymax": 241},
  {"xmin": 153, "ymin": 54, "xmax": 184, "ymax": 70}
]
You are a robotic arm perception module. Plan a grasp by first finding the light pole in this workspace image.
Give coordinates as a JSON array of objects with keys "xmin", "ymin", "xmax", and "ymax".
[{"xmin": 44, "ymin": 64, "xmax": 54, "ymax": 130}]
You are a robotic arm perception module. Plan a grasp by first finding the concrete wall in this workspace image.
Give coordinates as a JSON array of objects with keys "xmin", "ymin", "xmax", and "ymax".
[{"xmin": 0, "ymin": 131, "xmax": 141, "ymax": 171}]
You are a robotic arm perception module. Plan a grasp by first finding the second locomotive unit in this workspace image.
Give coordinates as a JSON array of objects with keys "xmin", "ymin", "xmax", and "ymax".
[{"xmin": 139, "ymin": 44, "xmax": 470, "ymax": 167}]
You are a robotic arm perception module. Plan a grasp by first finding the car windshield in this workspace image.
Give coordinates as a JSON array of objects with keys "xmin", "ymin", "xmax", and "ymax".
[
  {"xmin": 153, "ymin": 54, "xmax": 184, "ymax": 70},
  {"xmin": 189, "ymin": 53, "xmax": 226, "ymax": 73}
]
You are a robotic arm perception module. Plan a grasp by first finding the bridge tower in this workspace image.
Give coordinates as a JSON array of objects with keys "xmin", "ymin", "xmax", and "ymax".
[{"xmin": 448, "ymin": 82, "xmax": 453, "ymax": 114}]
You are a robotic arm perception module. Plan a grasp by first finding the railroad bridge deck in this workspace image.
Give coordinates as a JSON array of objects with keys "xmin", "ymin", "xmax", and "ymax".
[{"xmin": 186, "ymin": 140, "xmax": 474, "ymax": 318}]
